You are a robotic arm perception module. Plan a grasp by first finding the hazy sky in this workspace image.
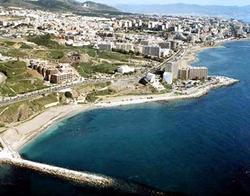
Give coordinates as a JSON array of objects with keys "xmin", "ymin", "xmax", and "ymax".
[{"xmin": 84, "ymin": 0, "xmax": 250, "ymax": 6}]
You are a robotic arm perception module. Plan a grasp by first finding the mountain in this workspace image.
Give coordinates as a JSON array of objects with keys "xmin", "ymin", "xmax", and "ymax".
[
  {"xmin": 0, "ymin": 0, "xmax": 121, "ymax": 14},
  {"xmin": 117, "ymin": 3, "xmax": 250, "ymax": 22},
  {"xmin": 82, "ymin": 1, "xmax": 119, "ymax": 12}
]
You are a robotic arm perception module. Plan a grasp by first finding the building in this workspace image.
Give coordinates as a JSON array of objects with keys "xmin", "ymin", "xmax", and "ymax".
[
  {"xmin": 97, "ymin": 42, "xmax": 114, "ymax": 50},
  {"xmin": 145, "ymin": 73, "xmax": 156, "ymax": 83},
  {"xmin": 160, "ymin": 49, "xmax": 170, "ymax": 57},
  {"xmin": 189, "ymin": 66, "xmax": 208, "ymax": 80},
  {"xmin": 45, "ymin": 68, "xmax": 58, "ymax": 81},
  {"xmin": 163, "ymin": 72, "xmax": 173, "ymax": 84},
  {"xmin": 142, "ymin": 46, "xmax": 161, "ymax": 58},
  {"xmin": 50, "ymin": 72, "xmax": 73, "ymax": 84},
  {"xmin": 165, "ymin": 62, "xmax": 179, "ymax": 79},
  {"xmin": 178, "ymin": 68, "xmax": 189, "ymax": 80},
  {"xmin": 117, "ymin": 65, "xmax": 135, "ymax": 74},
  {"xmin": 115, "ymin": 43, "xmax": 134, "ymax": 52},
  {"xmin": 177, "ymin": 66, "xmax": 208, "ymax": 80},
  {"xmin": 159, "ymin": 42, "xmax": 171, "ymax": 49}
]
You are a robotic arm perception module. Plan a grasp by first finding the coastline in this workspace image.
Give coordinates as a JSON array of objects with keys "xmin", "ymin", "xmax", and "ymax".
[
  {"xmin": 0, "ymin": 38, "xmax": 245, "ymax": 153},
  {"xmin": 0, "ymin": 76, "xmax": 239, "ymax": 152}
]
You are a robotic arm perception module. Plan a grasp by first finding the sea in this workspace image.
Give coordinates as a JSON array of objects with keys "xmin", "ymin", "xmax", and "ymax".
[{"xmin": 1, "ymin": 40, "xmax": 250, "ymax": 196}]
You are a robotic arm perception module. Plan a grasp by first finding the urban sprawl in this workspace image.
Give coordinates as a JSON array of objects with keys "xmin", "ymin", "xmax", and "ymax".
[{"xmin": 0, "ymin": 6, "xmax": 249, "ymax": 110}]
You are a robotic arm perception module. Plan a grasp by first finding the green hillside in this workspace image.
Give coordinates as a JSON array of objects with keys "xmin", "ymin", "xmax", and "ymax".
[{"xmin": 0, "ymin": 0, "xmax": 121, "ymax": 14}]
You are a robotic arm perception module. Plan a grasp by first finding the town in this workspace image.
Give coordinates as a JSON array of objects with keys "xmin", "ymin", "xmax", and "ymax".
[
  {"xmin": 0, "ymin": 5, "xmax": 248, "ymax": 127},
  {"xmin": 0, "ymin": 1, "xmax": 250, "ymax": 195}
]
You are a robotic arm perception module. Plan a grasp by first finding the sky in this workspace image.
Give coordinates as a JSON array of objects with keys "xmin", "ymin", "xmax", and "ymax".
[{"xmin": 83, "ymin": 0, "xmax": 250, "ymax": 6}]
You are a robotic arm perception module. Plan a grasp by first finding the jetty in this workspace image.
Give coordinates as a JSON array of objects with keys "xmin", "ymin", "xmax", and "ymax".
[{"xmin": 0, "ymin": 139, "xmax": 170, "ymax": 196}]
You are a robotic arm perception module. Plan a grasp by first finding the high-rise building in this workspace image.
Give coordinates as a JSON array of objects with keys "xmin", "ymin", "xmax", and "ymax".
[
  {"xmin": 142, "ymin": 46, "xmax": 161, "ymax": 58},
  {"xmin": 165, "ymin": 62, "xmax": 179, "ymax": 79},
  {"xmin": 163, "ymin": 72, "xmax": 173, "ymax": 84},
  {"xmin": 178, "ymin": 68, "xmax": 189, "ymax": 80},
  {"xmin": 189, "ymin": 67, "xmax": 208, "ymax": 80}
]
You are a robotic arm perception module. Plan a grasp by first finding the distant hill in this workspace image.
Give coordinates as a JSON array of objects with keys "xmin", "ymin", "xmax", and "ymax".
[
  {"xmin": 82, "ymin": 1, "xmax": 119, "ymax": 12},
  {"xmin": 117, "ymin": 3, "xmax": 250, "ymax": 22},
  {"xmin": 0, "ymin": 0, "xmax": 121, "ymax": 15}
]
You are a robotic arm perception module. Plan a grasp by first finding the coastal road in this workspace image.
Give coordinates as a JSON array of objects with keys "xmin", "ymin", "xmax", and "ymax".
[{"xmin": 0, "ymin": 80, "xmax": 84, "ymax": 107}]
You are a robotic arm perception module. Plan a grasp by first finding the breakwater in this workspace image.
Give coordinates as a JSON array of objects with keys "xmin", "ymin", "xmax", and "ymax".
[{"xmin": 0, "ymin": 157, "xmax": 170, "ymax": 196}]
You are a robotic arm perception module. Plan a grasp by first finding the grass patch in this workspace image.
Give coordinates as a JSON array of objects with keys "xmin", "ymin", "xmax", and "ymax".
[
  {"xmin": 73, "ymin": 62, "xmax": 117, "ymax": 77},
  {"xmin": 82, "ymin": 47, "xmax": 97, "ymax": 57},
  {"xmin": 92, "ymin": 63, "xmax": 117, "ymax": 74},
  {"xmin": 4, "ymin": 41, "xmax": 16, "ymax": 46},
  {"xmin": 85, "ymin": 89, "xmax": 114, "ymax": 103},
  {"xmin": 98, "ymin": 50, "xmax": 130, "ymax": 62},
  {"xmin": 29, "ymin": 50, "xmax": 49, "ymax": 59},
  {"xmin": 85, "ymin": 92, "xmax": 98, "ymax": 103},
  {"xmin": 73, "ymin": 62, "xmax": 95, "ymax": 77},
  {"xmin": 20, "ymin": 42, "xmax": 33, "ymax": 49},
  {"xmin": 0, "ymin": 61, "xmax": 46, "ymax": 96},
  {"xmin": 49, "ymin": 50, "xmax": 64, "ymax": 59},
  {"xmin": 28, "ymin": 34, "xmax": 63, "ymax": 49},
  {"xmin": 0, "ymin": 93, "xmax": 58, "ymax": 124},
  {"xmin": 2, "ymin": 49, "xmax": 28, "ymax": 58}
]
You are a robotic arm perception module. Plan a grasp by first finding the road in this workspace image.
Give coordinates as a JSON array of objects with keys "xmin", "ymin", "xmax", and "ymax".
[
  {"xmin": 0, "ymin": 80, "xmax": 84, "ymax": 107},
  {"xmin": 149, "ymin": 48, "xmax": 185, "ymax": 72}
]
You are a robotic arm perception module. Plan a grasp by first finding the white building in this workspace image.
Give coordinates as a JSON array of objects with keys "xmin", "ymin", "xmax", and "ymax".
[
  {"xmin": 117, "ymin": 65, "xmax": 135, "ymax": 74},
  {"xmin": 163, "ymin": 72, "xmax": 173, "ymax": 84},
  {"xmin": 145, "ymin": 73, "xmax": 156, "ymax": 83},
  {"xmin": 115, "ymin": 43, "xmax": 134, "ymax": 52}
]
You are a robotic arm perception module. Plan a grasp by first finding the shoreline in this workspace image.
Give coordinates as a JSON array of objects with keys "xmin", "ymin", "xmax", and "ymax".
[
  {"xmin": 0, "ymin": 38, "xmax": 245, "ymax": 153},
  {"xmin": 0, "ymin": 76, "xmax": 239, "ymax": 152}
]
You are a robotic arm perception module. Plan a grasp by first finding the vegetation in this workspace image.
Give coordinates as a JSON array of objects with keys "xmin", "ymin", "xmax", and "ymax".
[
  {"xmin": 0, "ymin": 0, "xmax": 121, "ymax": 14},
  {"xmin": 73, "ymin": 62, "xmax": 95, "ymax": 77},
  {"xmin": 0, "ymin": 93, "xmax": 58, "ymax": 124},
  {"xmin": 95, "ymin": 88, "xmax": 114, "ymax": 96},
  {"xmin": 20, "ymin": 42, "xmax": 33, "ymax": 49},
  {"xmin": 85, "ymin": 88, "xmax": 114, "ymax": 103},
  {"xmin": 73, "ymin": 62, "xmax": 117, "ymax": 77},
  {"xmin": 49, "ymin": 50, "xmax": 64, "ymax": 59},
  {"xmin": 98, "ymin": 50, "xmax": 130, "ymax": 62},
  {"xmin": 0, "ymin": 61, "xmax": 45, "ymax": 96},
  {"xmin": 65, "ymin": 91, "xmax": 73, "ymax": 99},
  {"xmin": 28, "ymin": 34, "xmax": 63, "ymax": 49},
  {"xmin": 92, "ymin": 63, "xmax": 117, "ymax": 74},
  {"xmin": 4, "ymin": 40, "xmax": 15, "ymax": 46},
  {"xmin": 85, "ymin": 92, "xmax": 98, "ymax": 103},
  {"xmin": 3, "ymin": 49, "xmax": 28, "ymax": 58},
  {"xmin": 29, "ymin": 49, "xmax": 49, "ymax": 59},
  {"xmin": 162, "ymin": 82, "xmax": 173, "ymax": 90}
]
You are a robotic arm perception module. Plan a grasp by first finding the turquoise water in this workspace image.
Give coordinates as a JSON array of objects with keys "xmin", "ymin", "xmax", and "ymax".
[{"xmin": 1, "ymin": 40, "xmax": 250, "ymax": 195}]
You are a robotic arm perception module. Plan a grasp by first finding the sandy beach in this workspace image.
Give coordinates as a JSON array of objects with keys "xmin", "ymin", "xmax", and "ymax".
[{"xmin": 178, "ymin": 45, "xmax": 211, "ymax": 68}]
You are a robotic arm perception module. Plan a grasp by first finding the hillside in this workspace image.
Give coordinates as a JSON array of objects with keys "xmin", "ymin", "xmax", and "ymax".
[
  {"xmin": 0, "ymin": 0, "xmax": 121, "ymax": 14},
  {"xmin": 82, "ymin": 1, "xmax": 119, "ymax": 12}
]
